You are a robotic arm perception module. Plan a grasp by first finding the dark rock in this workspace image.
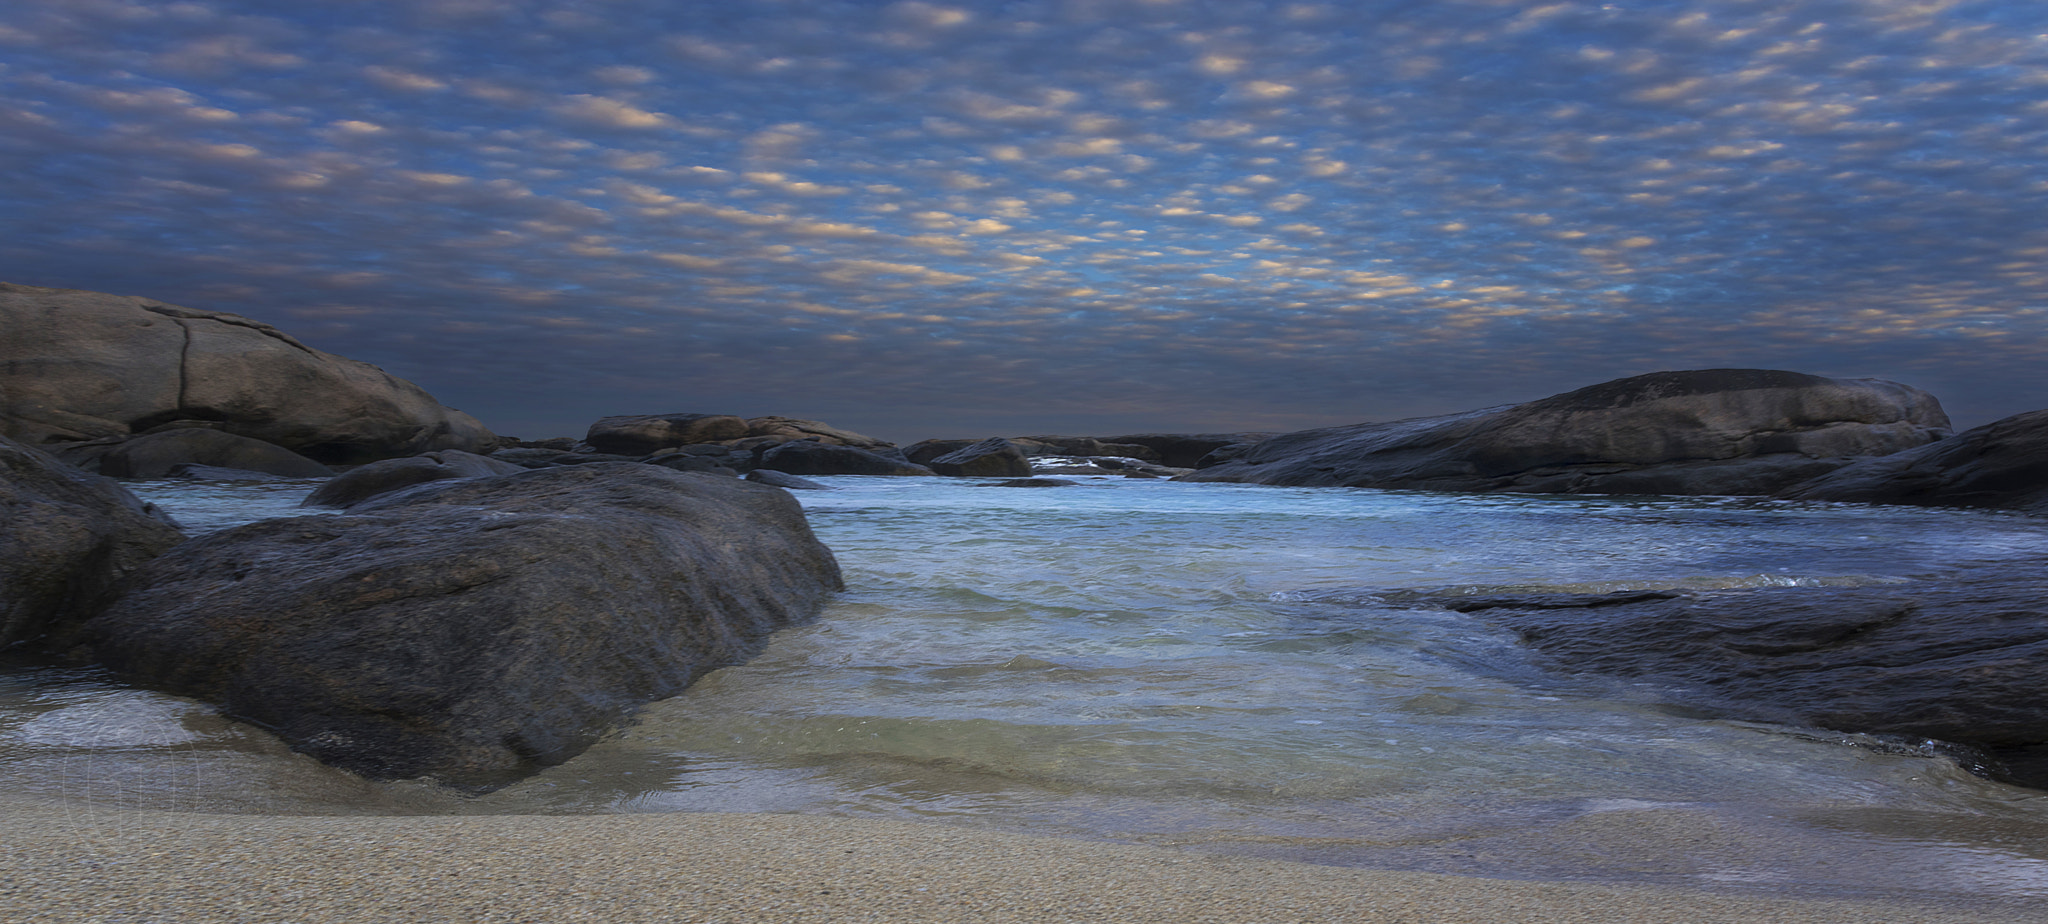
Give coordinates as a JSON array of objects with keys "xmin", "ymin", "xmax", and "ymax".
[
  {"xmin": 487, "ymin": 448, "xmax": 638, "ymax": 468},
  {"xmin": 0, "ymin": 281, "xmax": 496, "ymax": 463},
  {"xmin": 1010, "ymin": 436, "xmax": 1163, "ymax": 462},
  {"xmin": 1184, "ymin": 370, "xmax": 1950, "ymax": 496},
  {"xmin": 1439, "ymin": 565, "xmax": 2048, "ymax": 788},
  {"xmin": 301, "ymin": 450, "xmax": 527, "ymax": 508},
  {"xmin": 983, "ymin": 477, "xmax": 1080, "ymax": 488},
  {"xmin": 759, "ymin": 440, "xmax": 935, "ymax": 477},
  {"xmin": 99, "ymin": 429, "xmax": 334, "ymax": 479},
  {"xmin": 745, "ymin": 469, "xmax": 829, "ymax": 490},
  {"xmin": 903, "ymin": 439, "xmax": 979, "ymax": 465},
  {"xmin": 1779, "ymin": 409, "xmax": 2048, "ymax": 516},
  {"xmin": 167, "ymin": 464, "xmax": 299, "ymax": 483},
  {"xmin": 89, "ymin": 464, "xmax": 843, "ymax": 791},
  {"xmin": 1104, "ymin": 433, "xmax": 1277, "ymax": 469},
  {"xmin": 584, "ymin": 413, "xmax": 749, "ymax": 456},
  {"xmin": 927, "ymin": 438, "xmax": 1033, "ymax": 478},
  {"xmin": 644, "ymin": 454, "xmax": 740, "ymax": 477},
  {"xmin": 744, "ymin": 416, "xmax": 894, "ymax": 451},
  {"xmin": 0, "ymin": 435, "xmax": 183, "ymax": 651}
]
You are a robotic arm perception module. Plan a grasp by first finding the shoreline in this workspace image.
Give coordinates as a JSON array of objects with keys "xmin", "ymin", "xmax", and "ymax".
[{"xmin": 0, "ymin": 799, "xmax": 2018, "ymax": 923}]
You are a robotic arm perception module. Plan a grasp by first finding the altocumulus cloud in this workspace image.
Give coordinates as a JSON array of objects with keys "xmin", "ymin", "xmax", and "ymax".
[{"xmin": 2, "ymin": 0, "xmax": 2045, "ymax": 441}]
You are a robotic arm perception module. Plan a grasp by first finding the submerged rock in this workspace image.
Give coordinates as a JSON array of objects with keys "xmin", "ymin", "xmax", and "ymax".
[
  {"xmin": 1184, "ymin": 369, "xmax": 1950, "ymax": 496},
  {"xmin": 1779, "ymin": 408, "xmax": 2048, "ymax": 516},
  {"xmin": 89, "ymin": 464, "xmax": 842, "ymax": 790},
  {"xmin": 1435, "ymin": 565, "xmax": 2048, "ymax": 788},
  {"xmin": 0, "ymin": 435, "xmax": 183, "ymax": 651},
  {"xmin": 0, "ymin": 281, "xmax": 495, "ymax": 463}
]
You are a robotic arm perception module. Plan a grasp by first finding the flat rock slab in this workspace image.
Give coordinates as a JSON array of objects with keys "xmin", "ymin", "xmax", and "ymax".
[
  {"xmin": 89, "ymin": 464, "xmax": 842, "ymax": 790},
  {"xmin": 1433, "ymin": 563, "xmax": 2048, "ymax": 787}
]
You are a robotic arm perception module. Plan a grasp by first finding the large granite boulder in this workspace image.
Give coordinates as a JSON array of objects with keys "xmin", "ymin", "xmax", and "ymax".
[
  {"xmin": 926, "ymin": 438, "xmax": 1033, "ymax": 478},
  {"xmin": 1184, "ymin": 370, "xmax": 1951, "ymax": 495},
  {"xmin": 583, "ymin": 414, "xmax": 749, "ymax": 456},
  {"xmin": 87, "ymin": 464, "xmax": 843, "ymax": 790},
  {"xmin": 1430, "ymin": 565, "xmax": 2048, "ymax": 788},
  {"xmin": 1779, "ymin": 409, "xmax": 2048, "ymax": 516},
  {"xmin": 0, "ymin": 435, "xmax": 183, "ymax": 651},
  {"xmin": 758, "ymin": 441, "xmax": 934, "ymax": 477},
  {"xmin": 0, "ymin": 282, "xmax": 496, "ymax": 463},
  {"xmin": 300, "ymin": 449, "xmax": 526, "ymax": 508},
  {"xmin": 98, "ymin": 429, "xmax": 333, "ymax": 479}
]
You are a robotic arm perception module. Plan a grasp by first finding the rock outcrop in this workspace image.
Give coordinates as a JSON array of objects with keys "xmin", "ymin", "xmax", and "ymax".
[
  {"xmin": 743, "ymin": 416, "xmax": 894, "ymax": 451},
  {"xmin": 583, "ymin": 414, "xmax": 750, "ymax": 456},
  {"xmin": 300, "ymin": 449, "xmax": 526, "ymax": 508},
  {"xmin": 1778, "ymin": 409, "xmax": 2048, "ymax": 516},
  {"xmin": 926, "ymin": 438, "xmax": 1033, "ymax": 478},
  {"xmin": 1184, "ymin": 370, "xmax": 1950, "ymax": 496},
  {"xmin": 0, "ymin": 435, "xmax": 183, "ymax": 651},
  {"xmin": 758, "ymin": 441, "xmax": 934, "ymax": 477},
  {"xmin": 98, "ymin": 429, "xmax": 334, "ymax": 479},
  {"xmin": 88, "ymin": 464, "xmax": 842, "ymax": 790},
  {"xmin": 0, "ymin": 282, "xmax": 495, "ymax": 463},
  {"xmin": 1430, "ymin": 565, "xmax": 2048, "ymax": 788},
  {"xmin": 1104, "ymin": 433, "xmax": 1276, "ymax": 469}
]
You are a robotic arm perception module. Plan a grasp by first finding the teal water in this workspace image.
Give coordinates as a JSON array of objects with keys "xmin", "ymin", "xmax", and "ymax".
[{"xmin": 7, "ymin": 473, "xmax": 2048, "ymax": 910}]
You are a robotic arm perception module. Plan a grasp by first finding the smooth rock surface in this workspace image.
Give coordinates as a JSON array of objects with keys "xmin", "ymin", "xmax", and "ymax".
[
  {"xmin": 926, "ymin": 437, "xmax": 1033, "ymax": 477},
  {"xmin": 300, "ymin": 450, "xmax": 526, "ymax": 508},
  {"xmin": 1185, "ymin": 370, "xmax": 1950, "ymax": 495},
  {"xmin": 745, "ymin": 469, "xmax": 829, "ymax": 490},
  {"xmin": 89, "ymin": 464, "xmax": 843, "ymax": 790},
  {"xmin": 0, "ymin": 281, "xmax": 495, "ymax": 463},
  {"xmin": 99, "ymin": 429, "xmax": 334, "ymax": 480},
  {"xmin": 758, "ymin": 441, "xmax": 934, "ymax": 477},
  {"xmin": 0, "ymin": 435, "xmax": 183, "ymax": 651},
  {"xmin": 583, "ymin": 414, "xmax": 749, "ymax": 456},
  {"xmin": 1432, "ymin": 564, "xmax": 2048, "ymax": 788},
  {"xmin": 744, "ymin": 416, "xmax": 894, "ymax": 450},
  {"xmin": 1779, "ymin": 408, "xmax": 2048, "ymax": 516}
]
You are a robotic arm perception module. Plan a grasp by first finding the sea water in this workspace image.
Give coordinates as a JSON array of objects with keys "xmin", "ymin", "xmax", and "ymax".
[{"xmin": 7, "ymin": 472, "xmax": 2048, "ymax": 911}]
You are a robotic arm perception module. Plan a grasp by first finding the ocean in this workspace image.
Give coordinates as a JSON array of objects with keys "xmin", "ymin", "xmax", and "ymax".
[{"xmin": 6, "ymin": 471, "xmax": 2048, "ymax": 911}]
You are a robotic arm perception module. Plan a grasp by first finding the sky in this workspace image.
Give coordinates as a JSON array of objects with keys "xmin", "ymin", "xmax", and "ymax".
[{"xmin": 3, "ymin": 0, "xmax": 2046, "ymax": 445}]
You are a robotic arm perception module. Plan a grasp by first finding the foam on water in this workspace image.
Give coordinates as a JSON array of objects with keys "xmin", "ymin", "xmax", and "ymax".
[{"xmin": 8, "ymin": 473, "xmax": 2048, "ymax": 910}]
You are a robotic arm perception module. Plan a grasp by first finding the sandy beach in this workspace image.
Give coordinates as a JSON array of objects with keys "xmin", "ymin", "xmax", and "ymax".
[{"xmin": 0, "ymin": 796, "xmax": 2020, "ymax": 924}]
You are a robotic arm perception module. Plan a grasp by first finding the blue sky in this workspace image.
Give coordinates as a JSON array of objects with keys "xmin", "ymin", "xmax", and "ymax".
[{"xmin": 4, "ymin": 0, "xmax": 2045, "ymax": 444}]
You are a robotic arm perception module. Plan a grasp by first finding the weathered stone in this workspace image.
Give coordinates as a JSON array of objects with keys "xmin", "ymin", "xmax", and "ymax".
[
  {"xmin": 99, "ymin": 429, "xmax": 334, "ymax": 479},
  {"xmin": 167, "ymin": 464, "xmax": 299, "ymax": 483},
  {"xmin": 0, "ymin": 281, "xmax": 496, "ymax": 463},
  {"xmin": 300, "ymin": 450, "xmax": 526, "ymax": 508},
  {"xmin": 89, "ymin": 464, "xmax": 842, "ymax": 790},
  {"xmin": 583, "ymin": 414, "xmax": 749, "ymax": 456},
  {"xmin": 1779, "ymin": 409, "xmax": 2048, "ymax": 516},
  {"xmin": 745, "ymin": 469, "xmax": 829, "ymax": 490},
  {"xmin": 1434, "ymin": 565, "xmax": 2048, "ymax": 788},
  {"xmin": 0, "ymin": 435, "xmax": 183, "ymax": 651},
  {"xmin": 927, "ymin": 438, "xmax": 1033, "ymax": 478},
  {"xmin": 744, "ymin": 416, "xmax": 894, "ymax": 451},
  {"xmin": 1010, "ymin": 436, "xmax": 1164, "ymax": 462},
  {"xmin": 1184, "ymin": 370, "xmax": 1950, "ymax": 496},
  {"xmin": 758, "ymin": 441, "xmax": 934, "ymax": 477},
  {"xmin": 903, "ymin": 439, "xmax": 979, "ymax": 465},
  {"xmin": 1104, "ymin": 433, "xmax": 1277, "ymax": 469}
]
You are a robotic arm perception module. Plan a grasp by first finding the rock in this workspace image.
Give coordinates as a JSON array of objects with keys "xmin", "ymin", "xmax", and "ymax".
[
  {"xmin": 0, "ymin": 435, "xmax": 183, "ymax": 651},
  {"xmin": 647, "ymin": 443, "xmax": 755, "ymax": 475},
  {"xmin": 758, "ymin": 441, "xmax": 935, "ymax": 477},
  {"xmin": 744, "ymin": 416, "xmax": 894, "ymax": 451},
  {"xmin": 583, "ymin": 414, "xmax": 749, "ymax": 456},
  {"xmin": 903, "ymin": 439, "xmax": 979, "ymax": 465},
  {"xmin": 300, "ymin": 450, "xmax": 527, "ymax": 508},
  {"xmin": 1104, "ymin": 433, "xmax": 1277, "ymax": 469},
  {"xmin": 488, "ymin": 448, "xmax": 638, "ymax": 468},
  {"xmin": 0, "ymin": 281, "xmax": 496, "ymax": 463},
  {"xmin": 1184, "ymin": 370, "xmax": 1950, "ymax": 496},
  {"xmin": 99, "ymin": 429, "xmax": 335, "ymax": 479},
  {"xmin": 1010, "ymin": 436, "xmax": 1163, "ymax": 462},
  {"xmin": 167, "ymin": 464, "xmax": 299, "ymax": 483},
  {"xmin": 1435, "ymin": 565, "xmax": 2048, "ymax": 788},
  {"xmin": 983, "ymin": 477, "xmax": 1079, "ymax": 488},
  {"xmin": 1778, "ymin": 409, "xmax": 2048, "ymax": 516},
  {"xmin": 745, "ymin": 469, "xmax": 829, "ymax": 490},
  {"xmin": 88, "ymin": 464, "xmax": 843, "ymax": 790},
  {"xmin": 644, "ymin": 455, "xmax": 740, "ymax": 477},
  {"xmin": 927, "ymin": 438, "xmax": 1033, "ymax": 478}
]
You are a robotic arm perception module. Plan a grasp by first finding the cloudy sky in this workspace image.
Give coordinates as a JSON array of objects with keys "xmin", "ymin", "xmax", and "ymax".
[{"xmin": 4, "ymin": 0, "xmax": 2044, "ymax": 443}]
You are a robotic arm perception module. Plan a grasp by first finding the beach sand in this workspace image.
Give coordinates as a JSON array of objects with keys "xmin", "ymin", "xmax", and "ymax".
[{"xmin": 0, "ymin": 796, "xmax": 2018, "ymax": 924}]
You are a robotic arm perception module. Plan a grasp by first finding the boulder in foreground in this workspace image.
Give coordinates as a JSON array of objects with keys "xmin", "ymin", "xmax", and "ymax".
[
  {"xmin": 89, "ymin": 464, "xmax": 843, "ymax": 790},
  {"xmin": 1185, "ymin": 369, "xmax": 1950, "ymax": 495},
  {"xmin": 0, "ymin": 436, "xmax": 183, "ymax": 651},
  {"xmin": 0, "ymin": 281, "xmax": 495, "ymax": 463},
  {"xmin": 1778, "ymin": 408, "xmax": 2048, "ymax": 516}
]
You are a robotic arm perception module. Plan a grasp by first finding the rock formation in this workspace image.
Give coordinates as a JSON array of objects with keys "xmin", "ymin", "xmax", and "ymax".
[
  {"xmin": 1184, "ymin": 370, "xmax": 1950, "ymax": 496},
  {"xmin": 583, "ymin": 414, "xmax": 750, "ymax": 456},
  {"xmin": 0, "ymin": 435, "xmax": 183, "ymax": 651},
  {"xmin": 925, "ymin": 438, "xmax": 1033, "ymax": 478},
  {"xmin": 300, "ymin": 449, "xmax": 526, "ymax": 508},
  {"xmin": 1779, "ymin": 409, "xmax": 2048, "ymax": 516},
  {"xmin": 757, "ymin": 441, "xmax": 934, "ymax": 477},
  {"xmin": 0, "ymin": 282, "xmax": 495, "ymax": 463},
  {"xmin": 98, "ymin": 429, "xmax": 334, "ymax": 479},
  {"xmin": 88, "ymin": 464, "xmax": 842, "ymax": 791}
]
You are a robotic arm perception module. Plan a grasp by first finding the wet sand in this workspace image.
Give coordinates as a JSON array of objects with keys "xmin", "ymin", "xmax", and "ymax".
[{"xmin": 0, "ymin": 798, "xmax": 2016, "ymax": 924}]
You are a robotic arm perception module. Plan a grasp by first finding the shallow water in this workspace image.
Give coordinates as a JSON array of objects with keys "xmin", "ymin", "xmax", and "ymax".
[{"xmin": 8, "ymin": 474, "xmax": 2048, "ymax": 911}]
